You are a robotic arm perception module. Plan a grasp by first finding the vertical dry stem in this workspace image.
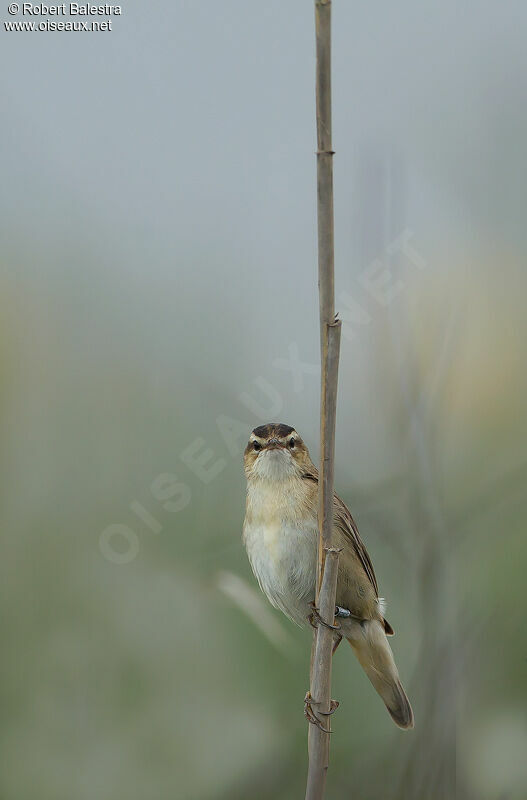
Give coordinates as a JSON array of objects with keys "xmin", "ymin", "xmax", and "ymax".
[{"xmin": 305, "ymin": 2, "xmax": 342, "ymax": 799}]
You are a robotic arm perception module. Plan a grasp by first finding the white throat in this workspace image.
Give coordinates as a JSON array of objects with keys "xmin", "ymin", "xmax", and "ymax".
[{"xmin": 251, "ymin": 448, "xmax": 297, "ymax": 481}]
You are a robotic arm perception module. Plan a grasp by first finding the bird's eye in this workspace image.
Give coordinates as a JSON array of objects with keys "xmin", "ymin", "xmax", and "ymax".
[
  {"xmin": 288, "ymin": 438, "xmax": 295, "ymax": 449},
  {"xmin": 253, "ymin": 442, "xmax": 261, "ymax": 451}
]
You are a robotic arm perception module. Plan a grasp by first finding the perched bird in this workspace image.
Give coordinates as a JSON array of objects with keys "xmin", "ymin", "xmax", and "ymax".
[{"xmin": 242, "ymin": 422, "xmax": 414, "ymax": 729}]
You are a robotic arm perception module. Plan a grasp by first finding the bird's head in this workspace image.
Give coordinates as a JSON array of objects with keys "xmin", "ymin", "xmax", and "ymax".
[{"xmin": 243, "ymin": 422, "xmax": 312, "ymax": 480}]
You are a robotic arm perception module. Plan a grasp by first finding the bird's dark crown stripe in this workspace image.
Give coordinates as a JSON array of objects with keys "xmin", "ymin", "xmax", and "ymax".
[{"xmin": 252, "ymin": 423, "xmax": 295, "ymax": 440}]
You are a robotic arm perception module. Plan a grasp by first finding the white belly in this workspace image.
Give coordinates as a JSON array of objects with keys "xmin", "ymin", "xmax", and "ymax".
[{"xmin": 243, "ymin": 518, "xmax": 318, "ymax": 627}]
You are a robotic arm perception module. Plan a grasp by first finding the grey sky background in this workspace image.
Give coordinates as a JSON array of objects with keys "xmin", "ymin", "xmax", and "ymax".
[{"xmin": 2, "ymin": 1, "xmax": 525, "ymax": 464}]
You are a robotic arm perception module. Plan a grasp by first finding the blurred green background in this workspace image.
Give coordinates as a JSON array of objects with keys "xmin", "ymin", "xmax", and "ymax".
[{"xmin": 1, "ymin": 2, "xmax": 526, "ymax": 798}]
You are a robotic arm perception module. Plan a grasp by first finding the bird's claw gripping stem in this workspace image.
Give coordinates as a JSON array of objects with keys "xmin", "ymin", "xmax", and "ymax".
[
  {"xmin": 304, "ymin": 691, "xmax": 340, "ymax": 733},
  {"xmin": 308, "ymin": 601, "xmax": 340, "ymax": 631}
]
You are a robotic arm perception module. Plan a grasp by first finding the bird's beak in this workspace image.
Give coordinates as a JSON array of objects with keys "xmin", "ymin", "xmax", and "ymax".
[{"xmin": 266, "ymin": 437, "xmax": 284, "ymax": 450}]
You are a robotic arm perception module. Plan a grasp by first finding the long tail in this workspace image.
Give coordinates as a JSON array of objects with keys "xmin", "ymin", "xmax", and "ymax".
[{"xmin": 346, "ymin": 619, "xmax": 414, "ymax": 729}]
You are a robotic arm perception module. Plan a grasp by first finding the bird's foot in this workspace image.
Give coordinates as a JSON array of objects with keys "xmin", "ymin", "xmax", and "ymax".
[
  {"xmin": 308, "ymin": 601, "xmax": 340, "ymax": 631},
  {"xmin": 335, "ymin": 605, "xmax": 363, "ymax": 622},
  {"xmin": 304, "ymin": 691, "xmax": 340, "ymax": 733}
]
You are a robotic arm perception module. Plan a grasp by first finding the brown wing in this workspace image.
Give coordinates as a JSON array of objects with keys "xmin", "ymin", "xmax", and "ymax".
[
  {"xmin": 302, "ymin": 470, "xmax": 394, "ymax": 633},
  {"xmin": 302, "ymin": 468, "xmax": 378, "ymax": 595},
  {"xmin": 333, "ymin": 491, "xmax": 379, "ymax": 596}
]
